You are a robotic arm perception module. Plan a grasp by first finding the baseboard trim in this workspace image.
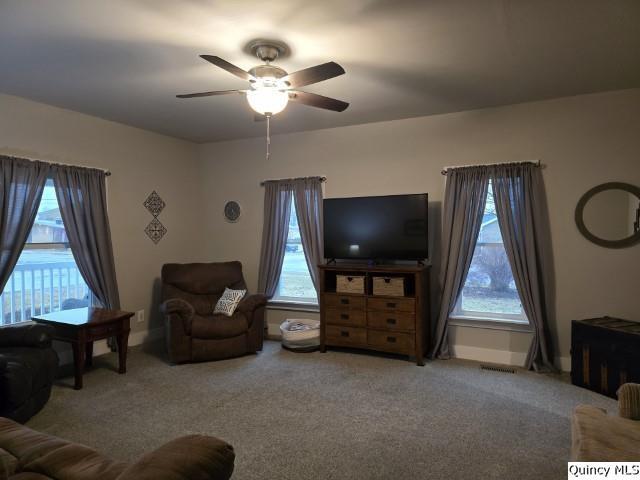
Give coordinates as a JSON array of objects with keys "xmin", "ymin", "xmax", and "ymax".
[
  {"xmin": 451, "ymin": 344, "xmax": 571, "ymax": 372},
  {"xmin": 56, "ymin": 328, "xmax": 571, "ymax": 372},
  {"xmin": 557, "ymin": 356, "xmax": 571, "ymax": 372},
  {"xmin": 451, "ymin": 344, "xmax": 527, "ymax": 367},
  {"xmin": 56, "ymin": 327, "xmax": 164, "ymax": 365}
]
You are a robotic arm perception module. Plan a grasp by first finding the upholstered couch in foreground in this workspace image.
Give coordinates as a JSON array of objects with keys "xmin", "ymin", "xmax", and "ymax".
[
  {"xmin": 0, "ymin": 417, "xmax": 235, "ymax": 480},
  {"xmin": 571, "ymin": 383, "xmax": 640, "ymax": 461}
]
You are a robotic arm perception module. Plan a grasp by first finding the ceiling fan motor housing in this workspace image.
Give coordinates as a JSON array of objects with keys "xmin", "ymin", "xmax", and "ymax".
[
  {"xmin": 249, "ymin": 65, "xmax": 288, "ymax": 81},
  {"xmin": 248, "ymin": 39, "xmax": 289, "ymax": 63}
]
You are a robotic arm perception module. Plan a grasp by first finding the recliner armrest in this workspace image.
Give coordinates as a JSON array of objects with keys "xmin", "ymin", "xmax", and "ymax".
[
  {"xmin": 0, "ymin": 323, "xmax": 55, "ymax": 349},
  {"xmin": 236, "ymin": 294, "xmax": 267, "ymax": 315},
  {"xmin": 160, "ymin": 298, "xmax": 195, "ymax": 318},
  {"xmin": 116, "ymin": 434, "xmax": 235, "ymax": 480}
]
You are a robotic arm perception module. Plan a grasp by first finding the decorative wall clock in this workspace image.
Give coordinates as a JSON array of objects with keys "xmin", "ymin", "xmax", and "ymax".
[{"xmin": 224, "ymin": 201, "xmax": 241, "ymax": 222}]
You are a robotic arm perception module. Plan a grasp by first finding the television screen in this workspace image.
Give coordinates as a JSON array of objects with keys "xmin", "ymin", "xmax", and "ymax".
[{"xmin": 323, "ymin": 194, "xmax": 428, "ymax": 260}]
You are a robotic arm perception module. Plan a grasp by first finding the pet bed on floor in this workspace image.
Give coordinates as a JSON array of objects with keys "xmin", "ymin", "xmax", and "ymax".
[{"xmin": 280, "ymin": 318, "xmax": 320, "ymax": 352}]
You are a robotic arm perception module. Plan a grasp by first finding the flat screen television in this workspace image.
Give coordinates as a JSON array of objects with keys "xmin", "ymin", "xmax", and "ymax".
[{"xmin": 323, "ymin": 193, "xmax": 428, "ymax": 260}]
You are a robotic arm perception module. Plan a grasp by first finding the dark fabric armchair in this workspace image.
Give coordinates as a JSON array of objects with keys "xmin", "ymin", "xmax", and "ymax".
[
  {"xmin": 160, "ymin": 262, "xmax": 267, "ymax": 364},
  {"xmin": 0, "ymin": 323, "xmax": 59, "ymax": 423}
]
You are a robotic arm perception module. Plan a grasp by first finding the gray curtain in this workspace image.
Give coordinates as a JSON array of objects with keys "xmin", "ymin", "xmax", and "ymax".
[
  {"xmin": 0, "ymin": 156, "xmax": 51, "ymax": 294},
  {"xmin": 292, "ymin": 177, "xmax": 324, "ymax": 295},
  {"xmin": 430, "ymin": 167, "xmax": 490, "ymax": 359},
  {"xmin": 53, "ymin": 165, "xmax": 120, "ymax": 311},
  {"xmin": 257, "ymin": 181, "xmax": 292, "ymax": 298},
  {"xmin": 492, "ymin": 164, "xmax": 555, "ymax": 371}
]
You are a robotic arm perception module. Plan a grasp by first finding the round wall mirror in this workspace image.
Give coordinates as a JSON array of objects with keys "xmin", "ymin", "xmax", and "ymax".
[{"xmin": 575, "ymin": 182, "xmax": 640, "ymax": 248}]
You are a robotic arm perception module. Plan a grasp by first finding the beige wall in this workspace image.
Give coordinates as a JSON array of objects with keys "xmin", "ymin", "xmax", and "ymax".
[
  {"xmin": 197, "ymin": 88, "xmax": 640, "ymax": 369},
  {"xmin": 2, "ymin": 88, "xmax": 638, "ymax": 370},
  {"xmin": 0, "ymin": 94, "xmax": 205, "ymax": 342}
]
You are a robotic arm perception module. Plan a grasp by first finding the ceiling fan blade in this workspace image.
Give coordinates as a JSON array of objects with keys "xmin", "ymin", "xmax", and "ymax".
[
  {"xmin": 282, "ymin": 62, "xmax": 345, "ymax": 88},
  {"xmin": 200, "ymin": 55, "xmax": 256, "ymax": 82},
  {"xmin": 176, "ymin": 89, "xmax": 246, "ymax": 99},
  {"xmin": 289, "ymin": 90, "xmax": 349, "ymax": 112}
]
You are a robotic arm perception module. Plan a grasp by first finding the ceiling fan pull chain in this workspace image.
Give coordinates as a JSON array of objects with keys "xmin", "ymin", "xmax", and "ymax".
[{"xmin": 266, "ymin": 115, "xmax": 271, "ymax": 161}]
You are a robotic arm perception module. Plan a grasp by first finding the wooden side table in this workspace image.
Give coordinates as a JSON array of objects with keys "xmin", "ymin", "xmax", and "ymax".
[{"xmin": 32, "ymin": 307, "xmax": 134, "ymax": 390}]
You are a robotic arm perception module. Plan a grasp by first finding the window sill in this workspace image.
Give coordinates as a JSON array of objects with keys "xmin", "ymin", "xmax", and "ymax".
[
  {"xmin": 449, "ymin": 315, "xmax": 532, "ymax": 333},
  {"xmin": 267, "ymin": 300, "xmax": 319, "ymax": 313}
]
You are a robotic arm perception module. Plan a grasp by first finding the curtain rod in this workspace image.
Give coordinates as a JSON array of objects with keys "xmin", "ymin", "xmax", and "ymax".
[
  {"xmin": 440, "ymin": 160, "xmax": 542, "ymax": 176},
  {"xmin": 1, "ymin": 154, "xmax": 111, "ymax": 176},
  {"xmin": 260, "ymin": 176, "xmax": 326, "ymax": 186}
]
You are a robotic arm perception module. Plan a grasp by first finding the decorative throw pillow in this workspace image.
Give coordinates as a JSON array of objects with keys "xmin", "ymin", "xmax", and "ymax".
[{"xmin": 214, "ymin": 288, "xmax": 246, "ymax": 316}]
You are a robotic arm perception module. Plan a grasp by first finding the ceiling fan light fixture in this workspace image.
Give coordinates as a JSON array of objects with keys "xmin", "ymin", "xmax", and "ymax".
[{"xmin": 246, "ymin": 86, "xmax": 289, "ymax": 116}]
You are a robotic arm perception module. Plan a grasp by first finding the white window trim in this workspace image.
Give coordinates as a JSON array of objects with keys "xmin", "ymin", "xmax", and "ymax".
[
  {"xmin": 452, "ymin": 301, "xmax": 529, "ymax": 323},
  {"xmin": 449, "ymin": 315, "xmax": 532, "ymax": 333},
  {"xmin": 271, "ymin": 197, "xmax": 318, "ymax": 308},
  {"xmin": 1, "ymin": 179, "xmax": 90, "ymax": 325},
  {"xmin": 22, "ymin": 242, "xmax": 70, "ymax": 250},
  {"xmin": 450, "ymin": 181, "xmax": 530, "ymax": 330},
  {"xmin": 267, "ymin": 299, "xmax": 319, "ymax": 312},
  {"xmin": 451, "ymin": 300, "xmax": 531, "ymax": 331}
]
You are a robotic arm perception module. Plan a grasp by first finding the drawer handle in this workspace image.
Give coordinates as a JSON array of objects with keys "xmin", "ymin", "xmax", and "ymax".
[
  {"xmin": 340, "ymin": 313, "xmax": 349, "ymax": 320},
  {"xmin": 340, "ymin": 298, "xmax": 349, "ymax": 305},
  {"xmin": 340, "ymin": 331, "xmax": 350, "ymax": 338},
  {"xmin": 386, "ymin": 302, "xmax": 396, "ymax": 308},
  {"xmin": 386, "ymin": 318, "xmax": 397, "ymax": 325},
  {"xmin": 387, "ymin": 336, "xmax": 397, "ymax": 343}
]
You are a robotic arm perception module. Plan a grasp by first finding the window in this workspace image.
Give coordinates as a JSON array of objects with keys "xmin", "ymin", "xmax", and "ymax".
[
  {"xmin": 0, "ymin": 179, "xmax": 89, "ymax": 325},
  {"xmin": 272, "ymin": 198, "xmax": 318, "ymax": 305},
  {"xmin": 452, "ymin": 182, "xmax": 528, "ymax": 325}
]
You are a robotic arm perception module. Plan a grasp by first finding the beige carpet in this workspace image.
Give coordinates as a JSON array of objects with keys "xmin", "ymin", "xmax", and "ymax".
[{"xmin": 27, "ymin": 341, "xmax": 615, "ymax": 480}]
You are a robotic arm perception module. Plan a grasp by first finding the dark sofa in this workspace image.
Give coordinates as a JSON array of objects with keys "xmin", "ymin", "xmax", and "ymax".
[
  {"xmin": 160, "ymin": 261, "xmax": 267, "ymax": 364},
  {"xmin": 0, "ymin": 323, "xmax": 58, "ymax": 423},
  {"xmin": 0, "ymin": 417, "xmax": 235, "ymax": 480}
]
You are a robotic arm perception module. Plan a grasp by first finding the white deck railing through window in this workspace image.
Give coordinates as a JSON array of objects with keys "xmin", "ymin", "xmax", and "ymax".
[{"xmin": 0, "ymin": 262, "xmax": 88, "ymax": 326}]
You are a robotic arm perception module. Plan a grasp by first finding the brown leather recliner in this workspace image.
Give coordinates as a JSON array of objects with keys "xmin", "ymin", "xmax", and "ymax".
[{"xmin": 160, "ymin": 262, "xmax": 267, "ymax": 364}]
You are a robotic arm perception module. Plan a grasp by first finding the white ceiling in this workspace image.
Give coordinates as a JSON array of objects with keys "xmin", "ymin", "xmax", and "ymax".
[{"xmin": 1, "ymin": 0, "xmax": 639, "ymax": 143}]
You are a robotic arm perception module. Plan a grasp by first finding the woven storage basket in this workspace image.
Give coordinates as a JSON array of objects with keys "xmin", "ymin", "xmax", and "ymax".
[
  {"xmin": 372, "ymin": 276, "xmax": 405, "ymax": 296},
  {"xmin": 336, "ymin": 275, "xmax": 365, "ymax": 294}
]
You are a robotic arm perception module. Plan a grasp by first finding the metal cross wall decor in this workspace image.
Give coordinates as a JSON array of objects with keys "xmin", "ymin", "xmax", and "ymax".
[{"xmin": 143, "ymin": 190, "xmax": 167, "ymax": 244}]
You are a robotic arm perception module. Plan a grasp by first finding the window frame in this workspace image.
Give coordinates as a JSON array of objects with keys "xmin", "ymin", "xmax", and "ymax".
[
  {"xmin": 449, "ymin": 185, "xmax": 530, "ymax": 329},
  {"xmin": 0, "ymin": 178, "xmax": 89, "ymax": 325},
  {"xmin": 269, "ymin": 199, "xmax": 318, "ymax": 309}
]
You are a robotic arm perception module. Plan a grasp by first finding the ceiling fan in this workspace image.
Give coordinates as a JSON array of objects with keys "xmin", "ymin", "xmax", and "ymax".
[{"xmin": 176, "ymin": 40, "xmax": 349, "ymax": 117}]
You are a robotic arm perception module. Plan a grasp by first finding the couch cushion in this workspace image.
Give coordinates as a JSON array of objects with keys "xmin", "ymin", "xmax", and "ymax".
[
  {"xmin": 0, "ymin": 418, "xmax": 125, "ymax": 480},
  {"xmin": 571, "ymin": 405, "xmax": 640, "ymax": 461},
  {"xmin": 191, "ymin": 314, "xmax": 248, "ymax": 339},
  {"xmin": 117, "ymin": 435, "xmax": 234, "ymax": 480},
  {"xmin": 9, "ymin": 473, "xmax": 52, "ymax": 479},
  {"xmin": 1, "ymin": 447, "xmax": 18, "ymax": 478},
  {"xmin": 161, "ymin": 262, "xmax": 247, "ymax": 296},
  {"xmin": 21, "ymin": 443, "xmax": 126, "ymax": 480},
  {"xmin": 162, "ymin": 290, "xmax": 219, "ymax": 317}
]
